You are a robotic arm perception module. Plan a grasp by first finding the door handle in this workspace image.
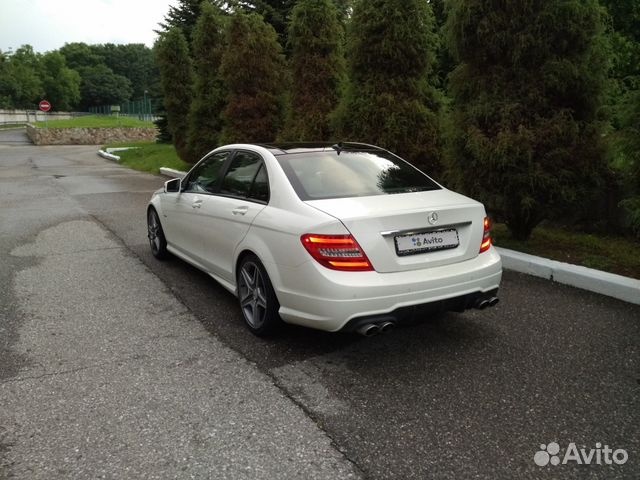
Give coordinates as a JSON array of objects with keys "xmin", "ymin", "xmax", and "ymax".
[
  {"xmin": 232, "ymin": 206, "xmax": 249, "ymax": 216},
  {"xmin": 192, "ymin": 199, "xmax": 203, "ymax": 209}
]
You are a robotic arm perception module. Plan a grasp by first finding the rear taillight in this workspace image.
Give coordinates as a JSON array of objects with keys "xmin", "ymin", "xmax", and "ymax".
[
  {"xmin": 479, "ymin": 216, "xmax": 492, "ymax": 253},
  {"xmin": 300, "ymin": 234, "xmax": 373, "ymax": 271}
]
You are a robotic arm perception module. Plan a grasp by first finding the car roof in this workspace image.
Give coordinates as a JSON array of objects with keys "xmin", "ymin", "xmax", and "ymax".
[{"xmin": 255, "ymin": 142, "xmax": 387, "ymax": 156}]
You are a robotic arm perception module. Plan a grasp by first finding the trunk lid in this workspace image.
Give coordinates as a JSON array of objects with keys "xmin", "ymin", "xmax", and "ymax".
[{"xmin": 305, "ymin": 189, "xmax": 486, "ymax": 273}]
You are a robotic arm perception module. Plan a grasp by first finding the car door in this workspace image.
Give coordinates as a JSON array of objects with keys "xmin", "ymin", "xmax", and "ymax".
[
  {"xmin": 160, "ymin": 151, "xmax": 230, "ymax": 265},
  {"xmin": 196, "ymin": 150, "xmax": 269, "ymax": 282}
]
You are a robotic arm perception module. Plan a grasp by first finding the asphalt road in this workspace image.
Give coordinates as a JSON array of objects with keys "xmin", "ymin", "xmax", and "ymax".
[{"xmin": 1, "ymin": 128, "xmax": 638, "ymax": 479}]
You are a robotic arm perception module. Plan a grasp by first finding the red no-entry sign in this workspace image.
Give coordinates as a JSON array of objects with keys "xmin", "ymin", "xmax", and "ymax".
[{"xmin": 39, "ymin": 100, "xmax": 51, "ymax": 112}]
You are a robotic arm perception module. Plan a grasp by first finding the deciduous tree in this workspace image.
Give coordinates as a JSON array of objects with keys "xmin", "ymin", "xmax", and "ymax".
[
  {"xmin": 93, "ymin": 43, "xmax": 157, "ymax": 99},
  {"xmin": 40, "ymin": 52, "xmax": 81, "ymax": 111},
  {"xmin": 59, "ymin": 42, "xmax": 102, "ymax": 70},
  {"xmin": 77, "ymin": 64, "xmax": 132, "ymax": 109},
  {"xmin": 0, "ymin": 46, "xmax": 43, "ymax": 109}
]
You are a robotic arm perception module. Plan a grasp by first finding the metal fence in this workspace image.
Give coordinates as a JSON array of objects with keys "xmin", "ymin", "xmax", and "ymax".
[
  {"xmin": 0, "ymin": 97, "xmax": 156, "ymax": 126},
  {"xmin": 89, "ymin": 97, "xmax": 155, "ymax": 121}
]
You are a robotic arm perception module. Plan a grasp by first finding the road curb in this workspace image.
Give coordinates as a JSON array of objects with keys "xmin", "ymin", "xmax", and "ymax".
[
  {"xmin": 159, "ymin": 167, "xmax": 186, "ymax": 179},
  {"xmin": 97, "ymin": 147, "xmax": 141, "ymax": 163},
  {"xmin": 97, "ymin": 149, "xmax": 120, "ymax": 162},
  {"xmin": 106, "ymin": 147, "xmax": 140, "ymax": 154},
  {"xmin": 496, "ymin": 247, "xmax": 640, "ymax": 305}
]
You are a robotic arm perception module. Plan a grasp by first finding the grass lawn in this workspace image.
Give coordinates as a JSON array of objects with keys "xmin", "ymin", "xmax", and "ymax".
[
  {"xmin": 104, "ymin": 141, "xmax": 191, "ymax": 174},
  {"xmin": 0, "ymin": 123, "xmax": 26, "ymax": 130},
  {"xmin": 492, "ymin": 223, "xmax": 640, "ymax": 279},
  {"xmin": 34, "ymin": 115, "xmax": 154, "ymax": 129}
]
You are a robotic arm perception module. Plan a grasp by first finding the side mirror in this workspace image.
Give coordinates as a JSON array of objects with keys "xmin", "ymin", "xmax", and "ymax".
[{"xmin": 164, "ymin": 178, "xmax": 181, "ymax": 193}]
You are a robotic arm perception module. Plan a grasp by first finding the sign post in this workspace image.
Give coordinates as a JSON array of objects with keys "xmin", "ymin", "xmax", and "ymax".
[
  {"xmin": 39, "ymin": 100, "xmax": 52, "ymax": 128},
  {"xmin": 111, "ymin": 105, "xmax": 121, "ymax": 127}
]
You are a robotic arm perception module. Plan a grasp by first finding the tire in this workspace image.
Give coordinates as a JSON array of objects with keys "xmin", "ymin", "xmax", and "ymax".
[
  {"xmin": 147, "ymin": 208, "xmax": 169, "ymax": 260},
  {"xmin": 236, "ymin": 254, "xmax": 282, "ymax": 336}
]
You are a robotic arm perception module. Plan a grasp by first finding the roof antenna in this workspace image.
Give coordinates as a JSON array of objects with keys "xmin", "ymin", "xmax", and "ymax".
[{"xmin": 331, "ymin": 142, "xmax": 343, "ymax": 155}]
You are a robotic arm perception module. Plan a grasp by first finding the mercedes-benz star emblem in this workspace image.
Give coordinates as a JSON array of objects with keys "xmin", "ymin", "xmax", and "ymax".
[{"xmin": 427, "ymin": 212, "xmax": 438, "ymax": 225}]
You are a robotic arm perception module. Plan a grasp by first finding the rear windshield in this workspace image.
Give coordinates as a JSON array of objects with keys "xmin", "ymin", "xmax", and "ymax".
[{"xmin": 276, "ymin": 150, "xmax": 441, "ymax": 200}]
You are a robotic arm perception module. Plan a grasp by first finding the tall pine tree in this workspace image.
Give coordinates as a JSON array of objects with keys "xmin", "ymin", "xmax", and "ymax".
[
  {"xmin": 282, "ymin": 0, "xmax": 344, "ymax": 141},
  {"xmin": 187, "ymin": 2, "xmax": 226, "ymax": 160},
  {"xmin": 159, "ymin": 0, "xmax": 219, "ymax": 46},
  {"xmin": 155, "ymin": 28, "xmax": 195, "ymax": 162},
  {"xmin": 219, "ymin": 13, "xmax": 287, "ymax": 143},
  {"xmin": 445, "ymin": 0, "xmax": 608, "ymax": 240},
  {"xmin": 333, "ymin": 0, "xmax": 442, "ymax": 175},
  {"xmin": 157, "ymin": 0, "xmax": 224, "ymax": 143},
  {"xmin": 236, "ymin": 1, "xmax": 296, "ymax": 47}
]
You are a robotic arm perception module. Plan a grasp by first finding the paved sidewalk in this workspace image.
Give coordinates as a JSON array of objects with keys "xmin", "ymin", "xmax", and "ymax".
[{"xmin": 1, "ymin": 220, "xmax": 360, "ymax": 479}]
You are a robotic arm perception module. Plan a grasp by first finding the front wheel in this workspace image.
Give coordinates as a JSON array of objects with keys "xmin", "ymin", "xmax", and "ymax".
[
  {"xmin": 237, "ymin": 254, "xmax": 282, "ymax": 336},
  {"xmin": 147, "ymin": 208, "xmax": 169, "ymax": 260}
]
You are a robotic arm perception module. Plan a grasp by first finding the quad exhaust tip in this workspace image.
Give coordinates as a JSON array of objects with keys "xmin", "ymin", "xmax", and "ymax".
[
  {"xmin": 357, "ymin": 324, "xmax": 380, "ymax": 337},
  {"xmin": 356, "ymin": 321, "xmax": 396, "ymax": 336},
  {"xmin": 356, "ymin": 295, "xmax": 499, "ymax": 336},
  {"xmin": 475, "ymin": 296, "xmax": 499, "ymax": 310},
  {"xmin": 379, "ymin": 321, "xmax": 395, "ymax": 333}
]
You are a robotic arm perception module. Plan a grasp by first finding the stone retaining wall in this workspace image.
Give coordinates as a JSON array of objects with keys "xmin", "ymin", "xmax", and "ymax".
[{"xmin": 26, "ymin": 124, "xmax": 157, "ymax": 145}]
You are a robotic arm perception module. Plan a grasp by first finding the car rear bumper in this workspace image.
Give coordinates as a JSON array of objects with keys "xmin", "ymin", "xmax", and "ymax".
[
  {"xmin": 270, "ymin": 247, "xmax": 502, "ymax": 332},
  {"xmin": 339, "ymin": 287, "xmax": 499, "ymax": 333}
]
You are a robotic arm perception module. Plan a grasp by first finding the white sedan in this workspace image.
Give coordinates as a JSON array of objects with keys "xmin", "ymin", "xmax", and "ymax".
[{"xmin": 147, "ymin": 143, "xmax": 502, "ymax": 336}]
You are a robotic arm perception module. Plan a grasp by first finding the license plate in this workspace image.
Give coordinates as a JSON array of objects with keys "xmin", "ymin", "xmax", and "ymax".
[{"xmin": 394, "ymin": 229, "xmax": 459, "ymax": 256}]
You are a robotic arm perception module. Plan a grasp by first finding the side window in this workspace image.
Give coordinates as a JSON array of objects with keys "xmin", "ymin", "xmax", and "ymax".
[
  {"xmin": 220, "ymin": 152, "xmax": 263, "ymax": 198},
  {"xmin": 248, "ymin": 164, "xmax": 269, "ymax": 203},
  {"xmin": 184, "ymin": 151, "xmax": 229, "ymax": 193}
]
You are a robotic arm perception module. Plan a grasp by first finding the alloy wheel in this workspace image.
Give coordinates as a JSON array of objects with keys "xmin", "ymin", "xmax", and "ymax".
[
  {"xmin": 238, "ymin": 261, "xmax": 268, "ymax": 329},
  {"xmin": 147, "ymin": 211, "xmax": 161, "ymax": 254}
]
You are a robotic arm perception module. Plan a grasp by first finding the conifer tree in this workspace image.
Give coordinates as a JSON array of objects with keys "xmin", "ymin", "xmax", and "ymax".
[
  {"xmin": 616, "ymin": 91, "xmax": 640, "ymax": 236},
  {"xmin": 158, "ymin": 0, "xmax": 222, "ymax": 46},
  {"xmin": 445, "ymin": 0, "xmax": 608, "ymax": 240},
  {"xmin": 601, "ymin": 0, "xmax": 640, "ymax": 235},
  {"xmin": 155, "ymin": 28, "xmax": 195, "ymax": 162},
  {"xmin": 282, "ymin": 0, "xmax": 344, "ymax": 141},
  {"xmin": 237, "ymin": 1, "xmax": 296, "ymax": 47},
  {"xmin": 333, "ymin": 0, "xmax": 442, "ymax": 174},
  {"xmin": 187, "ymin": 2, "xmax": 226, "ymax": 160},
  {"xmin": 157, "ymin": 0, "xmax": 226, "ymax": 144},
  {"xmin": 219, "ymin": 13, "xmax": 287, "ymax": 143}
]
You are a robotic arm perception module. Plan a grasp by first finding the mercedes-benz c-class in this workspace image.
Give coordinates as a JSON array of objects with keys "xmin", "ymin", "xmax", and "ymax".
[{"xmin": 147, "ymin": 143, "xmax": 502, "ymax": 336}]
